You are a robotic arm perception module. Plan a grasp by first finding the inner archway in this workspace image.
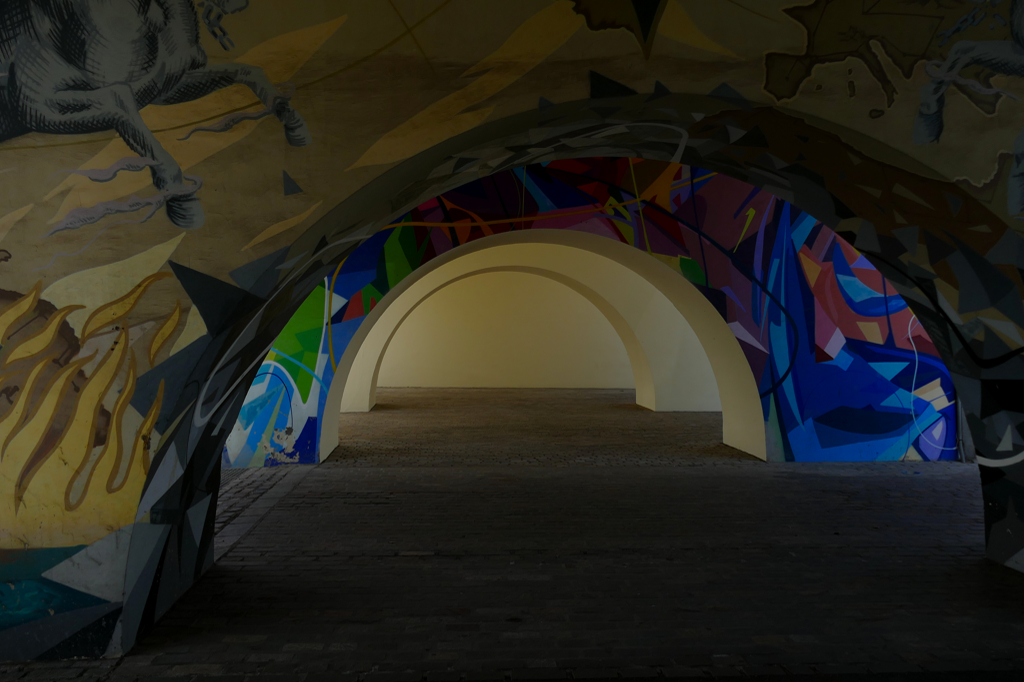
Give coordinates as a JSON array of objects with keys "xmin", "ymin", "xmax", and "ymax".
[
  {"xmin": 377, "ymin": 270, "xmax": 636, "ymax": 391},
  {"xmin": 328, "ymin": 230, "xmax": 759, "ymax": 458}
]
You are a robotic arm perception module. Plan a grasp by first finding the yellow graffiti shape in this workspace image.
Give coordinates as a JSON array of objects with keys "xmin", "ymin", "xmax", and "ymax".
[
  {"xmin": 80, "ymin": 272, "xmax": 171, "ymax": 341},
  {"xmin": 3, "ymin": 305, "xmax": 84, "ymax": 366},
  {"xmin": 0, "ymin": 351, "xmax": 60, "ymax": 461},
  {"xmin": 0, "ymin": 283, "xmax": 41, "ymax": 345},
  {"xmin": 135, "ymin": 380, "xmax": 165, "ymax": 476},
  {"xmin": 4, "ymin": 353, "xmax": 94, "ymax": 513},
  {"xmin": 42, "ymin": 233, "xmax": 185, "ymax": 336},
  {"xmin": 657, "ymin": 1, "xmax": 738, "ymax": 58},
  {"xmin": 0, "ymin": 204, "xmax": 34, "ymax": 244},
  {"xmin": 105, "ymin": 353, "xmax": 138, "ymax": 494},
  {"xmin": 62, "ymin": 329, "xmax": 130, "ymax": 511},
  {"xmin": 47, "ymin": 17, "xmax": 347, "ymax": 225},
  {"xmin": 169, "ymin": 305, "xmax": 208, "ymax": 356},
  {"xmin": 148, "ymin": 301, "xmax": 181, "ymax": 366},
  {"xmin": 349, "ymin": 1, "xmax": 584, "ymax": 169},
  {"xmin": 243, "ymin": 201, "xmax": 323, "ymax": 251}
]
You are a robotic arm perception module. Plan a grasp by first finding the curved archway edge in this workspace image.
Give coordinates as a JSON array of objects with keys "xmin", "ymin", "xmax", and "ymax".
[
  {"xmin": 4, "ymin": 88, "xmax": 1018, "ymax": 660},
  {"xmin": 323, "ymin": 230, "xmax": 764, "ymax": 459}
]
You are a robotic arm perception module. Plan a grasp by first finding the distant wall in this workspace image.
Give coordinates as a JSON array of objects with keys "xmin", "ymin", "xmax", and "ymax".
[{"xmin": 378, "ymin": 270, "xmax": 634, "ymax": 388}]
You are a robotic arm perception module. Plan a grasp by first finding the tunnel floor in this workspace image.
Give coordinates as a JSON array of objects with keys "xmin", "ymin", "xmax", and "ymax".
[{"xmin": 8, "ymin": 389, "xmax": 1024, "ymax": 682}]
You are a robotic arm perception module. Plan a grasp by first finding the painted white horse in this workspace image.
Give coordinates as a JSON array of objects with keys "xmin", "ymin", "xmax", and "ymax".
[{"xmin": 0, "ymin": 0, "xmax": 311, "ymax": 229}]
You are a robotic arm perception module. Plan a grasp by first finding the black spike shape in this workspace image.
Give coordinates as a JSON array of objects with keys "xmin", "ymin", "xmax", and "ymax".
[
  {"xmin": 648, "ymin": 80, "xmax": 671, "ymax": 101},
  {"xmin": 169, "ymin": 261, "xmax": 265, "ymax": 336},
  {"xmin": 538, "ymin": 96, "xmax": 554, "ymax": 109},
  {"xmin": 631, "ymin": 0, "xmax": 662, "ymax": 41},
  {"xmin": 922, "ymin": 230, "xmax": 957, "ymax": 266},
  {"xmin": 589, "ymin": 71, "xmax": 638, "ymax": 99},
  {"xmin": 314, "ymin": 235, "xmax": 329, "ymax": 254}
]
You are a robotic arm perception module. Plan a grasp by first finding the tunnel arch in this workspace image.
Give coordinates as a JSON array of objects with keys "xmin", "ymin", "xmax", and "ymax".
[
  {"xmin": 323, "ymin": 230, "xmax": 765, "ymax": 459},
  {"xmin": 103, "ymin": 94, "xmax": 1024, "ymax": 656}
]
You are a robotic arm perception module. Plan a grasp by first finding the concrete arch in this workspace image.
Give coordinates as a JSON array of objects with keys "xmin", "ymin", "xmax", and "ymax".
[
  {"xmin": 320, "ymin": 229, "xmax": 765, "ymax": 460},
  {"xmin": 344, "ymin": 267, "xmax": 663, "ymax": 411}
]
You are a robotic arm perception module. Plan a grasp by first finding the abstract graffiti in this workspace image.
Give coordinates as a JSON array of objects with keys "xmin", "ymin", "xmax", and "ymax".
[
  {"xmin": 1, "ymin": 0, "xmax": 1023, "ymax": 659},
  {"xmin": 228, "ymin": 158, "xmax": 958, "ymax": 467}
]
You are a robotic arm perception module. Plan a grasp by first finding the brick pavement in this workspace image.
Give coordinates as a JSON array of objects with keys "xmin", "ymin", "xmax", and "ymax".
[{"xmin": 3, "ymin": 389, "xmax": 1021, "ymax": 681}]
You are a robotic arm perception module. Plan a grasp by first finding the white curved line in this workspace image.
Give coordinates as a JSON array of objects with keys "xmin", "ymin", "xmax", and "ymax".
[{"xmin": 976, "ymin": 452, "xmax": 1024, "ymax": 468}]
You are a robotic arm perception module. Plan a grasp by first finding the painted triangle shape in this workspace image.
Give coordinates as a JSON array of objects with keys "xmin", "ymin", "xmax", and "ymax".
[
  {"xmin": 631, "ymin": 0, "xmax": 662, "ymax": 41},
  {"xmin": 648, "ymin": 80, "xmax": 671, "ymax": 101},
  {"xmin": 869, "ymin": 361, "xmax": 908, "ymax": 381},
  {"xmin": 186, "ymin": 494, "xmax": 213, "ymax": 546},
  {"xmin": 228, "ymin": 248, "xmax": 288, "ymax": 297},
  {"xmin": 589, "ymin": 71, "xmax": 638, "ymax": 99},
  {"xmin": 169, "ymin": 261, "xmax": 265, "ymax": 336},
  {"xmin": 708, "ymin": 82, "xmax": 752, "ymax": 110},
  {"xmin": 41, "ymin": 525, "xmax": 134, "ymax": 602},
  {"xmin": 283, "ymin": 170, "xmax": 304, "ymax": 196},
  {"xmin": 998, "ymin": 425, "xmax": 1014, "ymax": 452}
]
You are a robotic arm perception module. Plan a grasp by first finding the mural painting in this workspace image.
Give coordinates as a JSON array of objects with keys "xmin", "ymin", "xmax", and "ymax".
[
  {"xmin": 0, "ymin": 0, "xmax": 1021, "ymax": 663},
  {"xmin": 227, "ymin": 159, "xmax": 958, "ymax": 467}
]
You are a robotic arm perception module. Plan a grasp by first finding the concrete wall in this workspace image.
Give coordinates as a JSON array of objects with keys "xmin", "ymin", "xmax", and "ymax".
[{"xmin": 378, "ymin": 270, "xmax": 634, "ymax": 389}]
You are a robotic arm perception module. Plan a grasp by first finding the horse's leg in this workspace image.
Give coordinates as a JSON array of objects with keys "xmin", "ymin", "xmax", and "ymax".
[
  {"xmin": 12, "ymin": 67, "xmax": 203, "ymax": 227},
  {"xmin": 157, "ymin": 64, "xmax": 311, "ymax": 146},
  {"xmin": 914, "ymin": 40, "xmax": 1024, "ymax": 144}
]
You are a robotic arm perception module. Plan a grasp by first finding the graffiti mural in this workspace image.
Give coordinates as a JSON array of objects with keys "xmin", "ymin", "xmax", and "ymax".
[
  {"xmin": 228, "ymin": 158, "xmax": 958, "ymax": 466},
  {"xmin": 1, "ymin": 0, "xmax": 1023, "ymax": 664},
  {"xmin": 0, "ymin": 0, "xmax": 311, "ymax": 231}
]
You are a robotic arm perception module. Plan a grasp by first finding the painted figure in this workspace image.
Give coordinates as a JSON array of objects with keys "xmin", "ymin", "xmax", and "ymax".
[
  {"xmin": 914, "ymin": 0, "xmax": 1024, "ymax": 217},
  {"xmin": 0, "ymin": 0, "xmax": 311, "ymax": 229}
]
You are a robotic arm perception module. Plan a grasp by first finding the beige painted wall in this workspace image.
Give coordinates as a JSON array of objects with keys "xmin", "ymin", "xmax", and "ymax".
[
  {"xmin": 378, "ymin": 270, "xmax": 634, "ymax": 388},
  {"xmin": 328, "ymin": 232, "xmax": 762, "ymax": 459}
]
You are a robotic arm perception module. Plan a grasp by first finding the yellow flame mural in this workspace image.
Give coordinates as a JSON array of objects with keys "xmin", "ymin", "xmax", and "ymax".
[{"xmin": 0, "ymin": 280, "xmax": 171, "ymax": 548}]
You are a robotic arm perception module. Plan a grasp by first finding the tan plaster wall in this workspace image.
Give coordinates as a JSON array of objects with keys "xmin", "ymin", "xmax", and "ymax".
[{"xmin": 377, "ymin": 270, "xmax": 636, "ymax": 389}]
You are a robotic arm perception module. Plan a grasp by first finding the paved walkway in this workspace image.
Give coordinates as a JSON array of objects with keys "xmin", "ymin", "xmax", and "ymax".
[{"xmin": 4, "ymin": 390, "xmax": 1022, "ymax": 681}]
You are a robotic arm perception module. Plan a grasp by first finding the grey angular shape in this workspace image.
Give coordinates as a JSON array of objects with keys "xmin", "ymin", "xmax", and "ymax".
[
  {"xmin": 120, "ymin": 523, "xmax": 171, "ymax": 655},
  {"xmin": 945, "ymin": 191, "xmax": 963, "ymax": 216},
  {"xmin": 981, "ymin": 316, "xmax": 1024, "ymax": 345},
  {"xmin": 130, "ymin": 336, "xmax": 211, "ymax": 433},
  {"xmin": 136, "ymin": 444, "xmax": 184, "ymax": 521},
  {"xmin": 998, "ymin": 425, "xmax": 1014, "ymax": 451},
  {"xmin": 187, "ymin": 494, "xmax": 212, "ymax": 546},
  {"xmin": 987, "ymin": 228, "xmax": 1024, "ymax": 268},
  {"xmin": 169, "ymin": 261, "xmax": 265, "ymax": 336},
  {"xmin": 42, "ymin": 526, "xmax": 134, "ymax": 603},
  {"xmin": 538, "ymin": 96, "xmax": 554, "ymax": 109},
  {"xmin": 283, "ymin": 170, "xmax": 303, "ymax": 196},
  {"xmin": 789, "ymin": 176, "xmax": 840, "ymax": 229},
  {"xmin": 853, "ymin": 220, "xmax": 880, "ymax": 253},
  {"xmin": 452, "ymin": 157, "xmax": 477, "ymax": 173},
  {"xmin": 0, "ymin": 603, "xmax": 122, "ymax": 661},
  {"xmin": 725, "ymin": 125, "xmax": 746, "ymax": 143},
  {"xmin": 123, "ymin": 523, "xmax": 171, "ymax": 599},
  {"xmin": 155, "ymin": 536, "xmax": 183, "ymax": 621},
  {"xmin": 228, "ymin": 248, "xmax": 289, "ymax": 298},
  {"xmin": 276, "ymin": 252, "xmax": 308, "ymax": 270},
  {"xmin": 892, "ymin": 226, "xmax": 919, "ymax": 256},
  {"xmin": 993, "ymin": 289, "xmax": 1024, "ymax": 332},
  {"xmin": 648, "ymin": 80, "xmax": 671, "ymax": 101},
  {"xmin": 708, "ymin": 82, "xmax": 752, "ymax": 110}
]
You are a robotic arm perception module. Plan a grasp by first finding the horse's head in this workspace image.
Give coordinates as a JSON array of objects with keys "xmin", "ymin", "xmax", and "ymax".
[{"xmin": 200, "ymin": 0, "xmax": 250, "ymax": 51}]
